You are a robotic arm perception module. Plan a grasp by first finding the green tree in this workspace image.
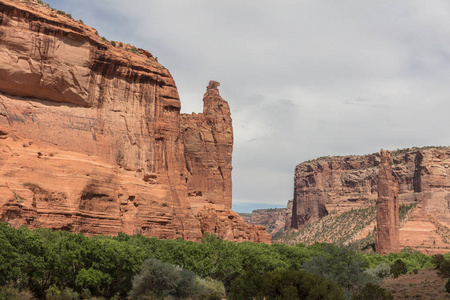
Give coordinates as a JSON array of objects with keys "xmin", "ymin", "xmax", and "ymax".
[
  {"xmin": 431, "ymin": 254, "xmax": 445, "ymax": 269},
  {"xmin": 439, "ymin": 259, "xmax": 450, "ymax": 277},
  {"xmin": 75, "ymin": 267, "xmax": 109, "ymax": 296},
  {"xmin": 263, "ymin": 270, "xmax": 345, "ymax": 300},
  {"xmin": 352, "ymin": 283, "xmax": 393, "ymax": 300},
  {"xmin": 303, "ymin": 244, "xmax": 372, "ymax": 294},
  {"xmin": 390, "ymin": 259, "xmax": 407, "ymax": 278}
]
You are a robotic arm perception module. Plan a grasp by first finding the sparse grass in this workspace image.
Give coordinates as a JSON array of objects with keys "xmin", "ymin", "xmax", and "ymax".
[
  {"xmin": 13, "ymin": 192, "xmax": 23, "ymax": 203},
  {"xmin": 276, "ymin": 203, "xmax": 416, "ymax": 253}
]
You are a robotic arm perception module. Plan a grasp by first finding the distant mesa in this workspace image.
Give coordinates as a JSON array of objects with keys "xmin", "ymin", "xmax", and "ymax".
[{"xmin": 268, "ymin": 146, "xmax": 450, "ymax": 254}]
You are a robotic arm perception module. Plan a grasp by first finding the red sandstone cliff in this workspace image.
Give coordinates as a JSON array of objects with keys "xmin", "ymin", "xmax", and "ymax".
[
  {"xmin": 240, "ymin": 200, "xmax": 292, "ymax": 237},
  {"xmin": 290, "ymin": 147, "xmax": 450, "ymax": 253},
  {"xmin": 0, "ymin": 0, "xmax": 270, "ymax": 243}
]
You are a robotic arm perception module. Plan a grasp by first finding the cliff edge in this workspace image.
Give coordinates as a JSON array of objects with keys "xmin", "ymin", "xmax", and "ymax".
[{"xmin": 0, "ymin": 0, "xmax": 270, "ymax": 243}]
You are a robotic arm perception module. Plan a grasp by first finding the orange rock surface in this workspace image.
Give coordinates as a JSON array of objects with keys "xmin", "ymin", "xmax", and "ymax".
[
  {"xmin": 375, "ymin": 150, "xmax": 400, "ymax": 254},
  {"xmin": 0, "ymin": 0, "xmax": 270, "ymax": 243},
  {"xmin": 291, "ymin": 148, "xmax": 450, "ymax": 229},
  {"xmin": 240, "ymin": 200, "xmax": 293, "ymax": 237},
  {"xmin": 291, "ymin": 147, "xmax": 450, "ymax": 253}
]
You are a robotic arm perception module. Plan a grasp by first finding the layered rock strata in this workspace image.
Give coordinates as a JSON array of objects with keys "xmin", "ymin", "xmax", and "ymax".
[
  {"xmin": 0, "ymin": 0, "xmax": 270, "ymax": 243},
  {"xmin": 240, "ymin": 200, "xmax": 293, "ymax": 237},
  {"xmin": 181, "ymin": 81, "xmax": 233, "ymax": 213},
  {"xmin": 290, "ymin": 147, "xmax": 450, "ymax": 253},
  {"xmin": 375, "ymin": 150, "xmax": 400, "ymax": 254},
  {"xmin": 291, "ymin": 147, "xmax": 450, "ymax": 230}
]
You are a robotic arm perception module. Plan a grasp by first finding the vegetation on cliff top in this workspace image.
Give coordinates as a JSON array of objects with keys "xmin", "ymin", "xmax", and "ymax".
[{"xmin": 302, "ymin": 146, "xmax": 450, "ymax": 164}]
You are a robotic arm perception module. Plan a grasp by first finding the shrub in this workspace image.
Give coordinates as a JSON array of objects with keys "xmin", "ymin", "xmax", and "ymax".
[
  {"xmin": 446, "ymin": 278, "xmax": 450, "ymax": 293},
  {"xmin": 431, "ymin": 254, "xmax": 445, "ymax": 268},
  {"xmin": 440, "ymin": 259, "xmax": 450, "ymax": 277},
  {"xmin": 365, "ymin": 263, "xmax": 391, "ymax": 281},
  {"xmin": 263, "ymin": 270, "xmax": 345, "ymax": 300},
  {"xmin": 111, "ymin": 41, "xmax": 116, "ymax": 47},
  {"xmin": 195, "ymin": 277, "xmax": 226, "ymax": 300},
  {"xmin": 130, "ymin": 258, "xmax": 197, "ymax": 299},
  {"xmin": 391, "ymin": 259, "xmax": 407, "ymax": 278},
  {"xmin": 352, "ymin": 283, "xmax": 393, "ymax": 300},
  {"xmin": 0, "ymin": 284, "xmax": 33, "ymax": 300},
  {"xmin": 45, "ymin": 285, "xmax": 79, "ymax": 300},
  {"xmin": 303, "ymin": 244, "xmax": 373, "ymax": 293},
  {"xmin": 229, "ymin": 269, "xmax": 345, "ymax": 300}
]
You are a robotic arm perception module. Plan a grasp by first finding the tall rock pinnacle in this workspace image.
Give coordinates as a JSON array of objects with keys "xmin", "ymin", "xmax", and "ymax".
[{"xmin": 376, "ymin": 149, "xmax": 400, "ymax": 254}]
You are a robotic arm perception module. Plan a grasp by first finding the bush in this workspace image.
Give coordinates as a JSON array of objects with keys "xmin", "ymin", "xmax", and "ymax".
[
  {"xmin": 130, "ymin": 258, "xmax": 197, "ymax": 299},
  {"xmin": 0, "ymin": 284, "xmax": 33, "ymax": 300},
  {"xmin": 446, "ymin": 278, "xmax": 450, "ymax": 293},
  {"xmin": 45, "ymin": 285, "xmax": 79, "ymax": 300},
  {"xmin": 303, "ymin": 244, "xmax": 373, "ymax": 293},
  {"xmin": 439, "ymin": 259, "xmax": 450, "ymax": 277},
  {"xmin": 364, "ymin": 263, "xmax": 391, "ymax": 281},
  {"xmin": 431, "ymin": 254, "xmax": 445, "ymax": 268},
  {"xmin": 229, "ymin": 269, "xmax": 345, "ymax": 300},
  {"xmin": 195, "ymin": 277, "xmax": 226, "ymax": 300},
  {"xmin": 352, "ymin": 283, "xmax": 393, "ymax": 300},
  {"xmin": 264, "ymin": 270, "xmax": 345, "ymax": 300},
  {"xmin": 390, "ymin": 259, "xmax": 407, "ymax": 278}
]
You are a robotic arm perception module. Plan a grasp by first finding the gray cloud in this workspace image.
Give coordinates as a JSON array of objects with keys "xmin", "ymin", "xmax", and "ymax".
[{"xmin": 46, "ymin": 0, "xmax": 450, "ymax": 212}]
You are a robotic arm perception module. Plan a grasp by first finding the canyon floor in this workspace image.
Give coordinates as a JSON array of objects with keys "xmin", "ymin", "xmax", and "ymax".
[{"xmin": 381, "ymin": 269, "xmax": 450, "ymax": 299}]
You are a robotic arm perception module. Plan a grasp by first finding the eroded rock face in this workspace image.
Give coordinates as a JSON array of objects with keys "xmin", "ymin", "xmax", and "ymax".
[
  {"xmin": 375, "ymin": 150, "xmax": 400, "ymax": 254},
  {"xmin": 0, "ymin": 0, "xmax": 270, "ymax": 243},
  {"xmin": 240, "ymin": 200, "xmax": 293, "ymax": 237},
  {"xmin": 291, "ymin": 148, "xmax": 450, "ymax": 230},
  {"xmin": 181, "ymin": 81, "xmax": 233, "ymax": 213},
  {"xmin": 290, "ymin": 147, "xmax": 450, "ymax": 253},
  {"xmin": 291, "ymin": 154, "xmax": 380, "ymax": 229}
]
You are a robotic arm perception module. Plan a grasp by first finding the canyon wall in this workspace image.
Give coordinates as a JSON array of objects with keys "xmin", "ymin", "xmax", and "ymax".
[
  {"xmin": 240, "ymin": 200, "xmax": 292, "ymax": 237},
  {"xmin": 291, "ymin": 147, "xmax": 450, "ymax": 230},
  {"xmin": 0, "ymin": 0, "xmax": 270, "ymax": 243}
]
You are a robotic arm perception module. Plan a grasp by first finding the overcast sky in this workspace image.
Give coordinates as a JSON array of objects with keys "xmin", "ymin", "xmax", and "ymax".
[{"xmin": 45, "ymin": 0, "xmax": 450, "ymax": 213}]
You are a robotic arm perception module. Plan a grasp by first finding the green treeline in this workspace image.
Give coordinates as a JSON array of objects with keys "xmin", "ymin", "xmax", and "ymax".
[{"xmin": 0, "ymin": 223, "xmax": 443, "ymax": 299}]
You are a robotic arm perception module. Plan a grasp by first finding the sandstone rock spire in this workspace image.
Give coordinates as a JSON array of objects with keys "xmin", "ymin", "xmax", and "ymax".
[{"xmin": 376, "ymin": 149, "xmax": 400, "ymax": 254}]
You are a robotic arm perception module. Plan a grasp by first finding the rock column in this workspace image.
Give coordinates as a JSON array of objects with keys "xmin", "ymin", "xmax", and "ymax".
[{"xmin": 376, "ymin": 149, "xmax": 400, "ymax": 254}]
